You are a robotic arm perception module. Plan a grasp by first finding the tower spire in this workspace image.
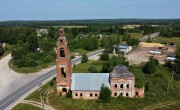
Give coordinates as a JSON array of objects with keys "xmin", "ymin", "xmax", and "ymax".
[{"xmin": 59, "ymin": 28, "xmax": 65, "ymax": 36}]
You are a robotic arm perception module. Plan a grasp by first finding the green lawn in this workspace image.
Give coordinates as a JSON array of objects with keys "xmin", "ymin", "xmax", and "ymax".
[
  {"xmin": 73, "ymin": 60, "xmax": 104, "ymax": 73},
  {"xmin": 12, "ymin": 103, "xmax": 40, "ymax": 110},
  {"xmin": 12, "ymin": 58, "xmax": 180, "ymax": 110},
  {"xmin": 9, "ymin": 59, "xmax": 56, "ymax": 74}
]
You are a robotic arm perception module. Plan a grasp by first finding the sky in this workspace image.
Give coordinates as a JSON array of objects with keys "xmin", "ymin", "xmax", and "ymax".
[{"xmin": 0, "ymin": 0, "xmax": 180, "ymax": 21}]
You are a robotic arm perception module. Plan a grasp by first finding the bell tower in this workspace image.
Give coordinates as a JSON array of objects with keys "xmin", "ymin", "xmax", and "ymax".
[{"xmin": 56, "ymin": 28, "xmax": 72, "ymax": 96}]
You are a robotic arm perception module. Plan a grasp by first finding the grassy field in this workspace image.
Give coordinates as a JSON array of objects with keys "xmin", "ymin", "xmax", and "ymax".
[
  {"xmin": 153, "ymin": 37, "xmax": 180, "ymax": 44},
  {"xmin": 12, "ymin": 103, "xmax": 40, "ymax": 110},
  {"xmin": 73, "ymin": 60, "xmax": 104, "ymax": 73},
  {"xmin": 9, "ymin": 59, "xmax": 56, "ymax": 74},
  {"xmin": 12, "ymin": 59, "xmax": 180, "ymax": 110},
  {"xmin": 129, "ymin": 33, "xmax": 143, "ymax": 39},
  {"xmin": 121, "ymin": 25, "xmax": 141, "ymax": 29}
]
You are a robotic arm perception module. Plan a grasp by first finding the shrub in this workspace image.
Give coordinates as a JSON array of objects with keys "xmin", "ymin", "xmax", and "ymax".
[
  {"xmin": 49, "ymin": 81, "xmax": 54, "ymax": 86},
  {"xmin": 53, "ymin": 77, "xmax": 56, "ymax": 81},
  {"xmin": 27, "ymin": 59, "xmax": 38, "ymax": 67},
  {"xmin": 98, "ymin": 84, "xmax": 111, "ymax": 103},
  {"xmin": 88, "ymin": 65, "xmax": 98, "ymax": 73},
  {"xmin": 100, "ymin": 53, "xmax": 110, "ymax": 61},
  {"xmin": 164, "ymin": 61, "xmax": 173, "ymax": 69},
  {"xmin": 142, "ymin": 62, "xmax": 157, "ymax": 74},
  {"xmin": 66, "ymin": 90, "xmax": 72, "ymax": 98},
  {"xmin": 81, "ymin": 53, "xmax": 88, "ymax": 63}
]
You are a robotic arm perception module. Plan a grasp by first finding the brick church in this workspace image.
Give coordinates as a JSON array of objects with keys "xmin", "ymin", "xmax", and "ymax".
[{"xmin": 56, "ymin": 29, "xmax": 144, "ymax": 99}]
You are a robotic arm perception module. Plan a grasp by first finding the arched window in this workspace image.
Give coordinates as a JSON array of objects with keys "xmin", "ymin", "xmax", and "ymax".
[
  {"xmin": 62, "ymin": 88, "xmax": 67, "ymax": 93},
  {"xmin": 120, "ymin": 84, "xmax": 123, "ymax": 88},
  {"xmin": 114, "ymin": 84, "xmax": 117, "ymax": 88},
  {"xmin": 127, "ymin": 84, "xmax": 129, "ymax": 88},
  {"xmin": 126, "ymin": 93, "xmax": 129, "ymax": 97},
  {"xmin": 60, "ymin": 48, "xmax": 65, "ymax": 57},
  {"xmin": 61, "ymin": 67, "xmax": 66, "ymax": 78},
  {"xmin": 120, "ymin": 93, "xmax": 123, "ymax": 96}
]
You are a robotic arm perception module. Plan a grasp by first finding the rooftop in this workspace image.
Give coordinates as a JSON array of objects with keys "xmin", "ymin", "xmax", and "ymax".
[
  {"xmin": 110, "ymin": 65, "xmax": 134, "ymax": 78},
  {"xmin": 71, "ymin": 73, "xmax": 109, "ymax": 91}
]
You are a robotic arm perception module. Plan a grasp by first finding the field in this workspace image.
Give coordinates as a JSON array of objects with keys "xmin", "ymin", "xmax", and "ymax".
[
  {"xmin": 9, "ymin": 59, "xmax": 56, "ymax": 73},
  {"xmin": 121, "ymin": 25, "xmax": 141, "ymax": 29},
  {"xmin": 12, "ymin": 103, "xmax": 40, "ymax": 110},
  {"xmin": 61, "ymin": 26, "xmax": 88, "ymax": 28},
  {"xmin": 153, "ymin": 37, "xmax": 180, "ymax": 44},
  {"xmin": 129, "ymin": 33, "xmax": 143, "ymax": 39},
  {"xmin": 12, "ymin": 58, "xmax": 180, "ymax": 110}
]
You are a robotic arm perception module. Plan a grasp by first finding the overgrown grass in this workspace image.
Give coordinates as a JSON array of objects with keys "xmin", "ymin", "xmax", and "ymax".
[
  {"xmin": 73, "ymin": 60, "xmax": 105, "ymax": 73},
  {"xmin": 153, "ymin": 37, "xmax": 180, "ymax": 44},
  {"xmin": 70, "ymin": 48, "xmax": 102, "ymax": 56},
  {"xmin": 129, "ymin": 33, "xmax": 143, "ymax": 39},
  {"xmin": 12, "ymin": 103, "xmax": 40, "ymax": 110},
  {"xmin": 9, "ymin": 59, "xmax": 55, "ymax": 74}
]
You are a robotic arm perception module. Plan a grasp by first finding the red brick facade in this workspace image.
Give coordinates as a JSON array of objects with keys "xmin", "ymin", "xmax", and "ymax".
[{"xmin": 56, "ymin": 29, "xmax": 72, "ymax": 96}]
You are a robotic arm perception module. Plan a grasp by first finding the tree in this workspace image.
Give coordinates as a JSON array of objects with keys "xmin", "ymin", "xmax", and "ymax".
[
  {"xmin": 142, "ymin": 57, "xmax": 159, "ymax": 74},
  {"xmin": 100, "ymin": 53, "xmax": 110, "ymax": 61},
  {"xmin": 101, "ymin": 63, "xmax": 110, "ymax": 73},
  {"xmin": 98, "ymin": 84, "xmax": 111, "ymax": 103},
  {"xmin": 88, "ymin": 65, "xmax": 98, "ymax": 73},
  {"xmin": 27, "ymin": 35, "xmax": 39, "ymax": 52},
  {"xmin": 40, "ymin": 38, "xmax": 55, "ymax": 51},
  {"xmin": 81, "ymin": 53, "xmax": 88, "ymax": 63}
]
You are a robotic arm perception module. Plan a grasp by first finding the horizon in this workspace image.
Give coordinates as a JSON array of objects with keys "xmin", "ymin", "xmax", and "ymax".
[{"xmin": 0, "ymin": 0, "xmax": 180, "ymax": 21}]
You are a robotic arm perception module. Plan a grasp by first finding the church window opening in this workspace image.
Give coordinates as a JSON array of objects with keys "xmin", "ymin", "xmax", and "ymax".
[
  {"xmin": 136, "ymin": 91, "xmax": 139, "ymax": 96},
  {"xmin": 80, "ymin": 93, "xmax": 83, "ymax": 97},
  {"xmin": 120, "ymin": 84, "xmax": 123, "ymax": 88},
  {"xmin": 127, "ymin": 84, "xmax": 129, "ymax": 88},
  {"xmin": 95, "ymin": 94, "xmax": 98, "ymax": 97},
  {"xmin": 114, "ymin": 92, "xmax": 117, "ymax": 96},
  {"xmin": 90, "ymin": 93, "xmax": 93, "ymax": 97},
  {"xmin": 62, "ymin": 88, "xmax": 67, "ymax": 93},
  {"xmin": 60, "ymin": 48, "xmax": 65, "ymax": 57},
  {"xmin": 126, "ymin": 93, "xmax": 129, "ymax": 97},
  {"xmin": 75, "ymin": 93, "xmax": 78, "ymax": 96},
  {"xmin": 120, "ymin": 93, "xmax": 123, "ymax": 96},
  {"xmin": 61, "ymin": 67, "xmax": 66, "ymax": 78},
  {"xmin": 115, "ymin": 84, "xmax": 117, "ymax": 88}
]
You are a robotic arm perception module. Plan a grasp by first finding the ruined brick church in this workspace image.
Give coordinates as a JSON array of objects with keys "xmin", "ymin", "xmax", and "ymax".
[{"xmin": 56, "ymin": 29, "xmax": 144, "ymax": 99}]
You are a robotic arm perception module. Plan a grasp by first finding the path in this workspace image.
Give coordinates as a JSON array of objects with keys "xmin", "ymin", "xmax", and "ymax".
[
  {"xmin": 143, "ymin": 101, "xmax": 177, "ymax": 110},
  {"xmin": 21, "ymin": 100, "xmax": 55, "ymax": 110}
]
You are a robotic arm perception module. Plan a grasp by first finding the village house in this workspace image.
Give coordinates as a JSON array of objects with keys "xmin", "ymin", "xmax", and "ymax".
[
  {"xmin": 56, "ymin": 29, "xmax": 144, "ymax": 99},
  {"xmin": 36, "ymin": 29, "xmax": 48, "ymax": 36},
  {"xmin": 114, "ymin": 45, "xmax": 133, "ymax": 54}
]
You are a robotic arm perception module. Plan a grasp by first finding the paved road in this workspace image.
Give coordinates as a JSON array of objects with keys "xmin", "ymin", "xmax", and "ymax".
[
  {"xmin": 0, "ymin": 49, "xmax": 104, "ymax": 110},
  {"xmin": 139, "ymin": 32, "xmax": 160, "ymax": 42}
]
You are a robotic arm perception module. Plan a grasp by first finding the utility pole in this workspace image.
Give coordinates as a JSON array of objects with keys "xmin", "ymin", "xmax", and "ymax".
[{"xmin": 167, "ymin": 71, "xmax": 174, "ymax": 92}]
